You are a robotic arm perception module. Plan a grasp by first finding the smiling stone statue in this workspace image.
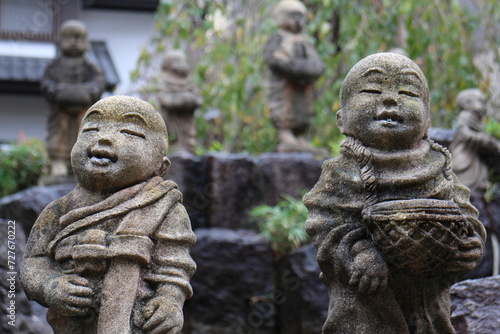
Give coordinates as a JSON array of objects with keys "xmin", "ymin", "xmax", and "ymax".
[
  {"xmin": 304, "ymin": 53, "xmax": 486, "ymax": 333},
  {"xmin": 21, "ymin": 96, "xmax": 196, "ymax": 334}
]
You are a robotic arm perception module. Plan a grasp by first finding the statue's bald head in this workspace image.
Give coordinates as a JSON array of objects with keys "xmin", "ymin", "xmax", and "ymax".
[{"xmin": 82, "ymin": 96, "xmax": 169, "ymax": 153}]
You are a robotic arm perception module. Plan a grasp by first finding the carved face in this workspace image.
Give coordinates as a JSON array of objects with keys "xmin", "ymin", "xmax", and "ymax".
[
  {"xmin": 71, "ymin": 96, "xmax": 169, "ymax": 193},
  {"xmin": 279, "ymin": 9, "xmax": 306, "ymax": 33},
  {"xmin": 60, "ymin": 22, "xmax": 89, "ymax": 57},
  {"xmin": 338, "ymin": 53, "xmax": 430, "ymax": 151},
  {"xmin": 162, "ymin": 51, "xmax": 189, "ymax": 77}
]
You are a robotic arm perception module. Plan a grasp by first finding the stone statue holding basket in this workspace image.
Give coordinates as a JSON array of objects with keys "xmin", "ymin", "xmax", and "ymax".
[{"xmin": 304, "ymin": 53, "xmax": 486, "ymax": 333}]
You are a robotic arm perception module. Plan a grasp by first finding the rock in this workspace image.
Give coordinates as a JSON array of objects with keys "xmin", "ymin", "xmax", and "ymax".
[
  {"xmin": 0, "ymin": 183, "xmax": 74, "ymax": 234},
  {"xmin": 428, "ymin": 127, "xmax": 456, "ymax": 148},
  {"xmin": 0, "ymin": 219, "xmax": 52, "ymax": 334},
  {"xmin": 257, "ymin": 153, "xmax": 323, "ymax": 206},
  {"xmin": 167, "ymin": 151, "xmax": 208, "ymax": 229},
  {"xmin": 451, "ymin": 276, "xmax": 500, "ymax": 334},
  {"xmin": 276, "ymin": 244, "xmax": 328, "ymax": 334},
  {"xmin": 203, "ymin": 154, "xmax": 264, "ymax": 229},
  {"xmin": 185, "ymin": 228, "xmax": 275, "ymax": 333}
]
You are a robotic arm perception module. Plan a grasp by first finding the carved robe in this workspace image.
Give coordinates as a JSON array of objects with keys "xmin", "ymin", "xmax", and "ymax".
[
  {"xmin": 22, "ymin": 177, "xmax": 196, "ymax": 333},
  {"xmin": 41, "ymin": 56, "xmax": 105, "ymax": 160},
  {"xmin": 264, "ymin": 29, "xmax": 324, "ymax": 132},
  {"xmin": 304, "ymin": 138, "xmax": 485, "ymax": 334}
]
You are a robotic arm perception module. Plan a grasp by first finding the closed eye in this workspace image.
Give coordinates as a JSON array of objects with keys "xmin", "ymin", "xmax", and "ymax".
[
  {"xmin": 360, "ymin": 89, "xmax": 381, "ymax": 94},
  {"xmin": 399, "ymin": 90, "xmax": 419, "ymax": 98},
  {"xmin": 121, "ymin": 129, "xmax": 146, "ymax": 139},
  {"xmin": 82, "ymin": 127, "xmax": 99, "ymax": 133}
]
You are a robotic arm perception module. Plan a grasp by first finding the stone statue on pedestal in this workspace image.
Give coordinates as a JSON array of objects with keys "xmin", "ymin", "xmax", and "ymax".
[
  {"xmin": 304, "ymin": 53, "xmax": 486, "ymax": 333},
  {"xmin": 41, "ymin": 20, "xmax": 105, "ymax": 179},
  {"xmin": 158, "ymin": 50, "xmax": 203, "ymax": 154},
  {"xmin": 21, "ymin": 96, "xmax": 196, "ymax": 334},
  {"xmin": 264, "ymin": 0, "xmax": 325, "ymax": 153},
  {"xmin": 450, "ymin": 88, "xmax": 500, "ymax": 192}
]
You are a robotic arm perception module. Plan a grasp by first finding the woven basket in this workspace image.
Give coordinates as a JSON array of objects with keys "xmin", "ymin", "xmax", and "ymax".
[{"xmin": 366, "ymin": 199, "xmax": 468, "ymax": 276}]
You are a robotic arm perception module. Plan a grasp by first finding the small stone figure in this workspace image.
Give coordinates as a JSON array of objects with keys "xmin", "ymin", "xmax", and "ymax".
[
  {"xmin": 21, "ymin": 96, "xmax": 196, "ymax": 334},
  {"xmin": 264, "ymin": 0, "xmax": 325, "ymax": 153},
  {"xmin": 304, "ymin": 53, "xmax": 486, "ymax": 333},
  {"xmin": 158, "ymin": 50, "xmax": 203, "ymax": 154},
  {"xmin": 41, "ymin": 20, "xmax": 105, "ymax": 178},
  {"xmin": 449, "ymin": 88, "xmax": 500, "ymax": 192}
]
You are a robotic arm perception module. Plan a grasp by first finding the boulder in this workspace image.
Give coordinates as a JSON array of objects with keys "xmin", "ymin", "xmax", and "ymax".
[
  {"xmin": 276, "ymin": 244, "xmax": 328, "ymax": 334},
  {"xmin": 0, "ymin": 183, "xmax": 74, "ymax": 234},
  {"xmin": 184, "ymin": 228, "xmax": 275, "ymax": 333},
  {"xmin": 203, "ymin": 154, "xmax": 264, "ymax": 229},
  {"xmin": 167, "ymin": 151, "xmax": 208, "ymax": 229},
  {"xmin": 451, "ymin": 276, "xmax": 500, "ymax": 334},
  {"xmin": 256, "ymin": 153, "xmax": 323, "ymax": 206}
]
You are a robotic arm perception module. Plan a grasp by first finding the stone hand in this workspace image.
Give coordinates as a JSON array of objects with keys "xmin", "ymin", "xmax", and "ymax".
[
  {"xmin": 143, "ymin": 296, "xmax": 183, "ymax": 334},
  {"xmin": 348, "ymin": 252, "xmax": 389, "ymax": 295},
  {"xmin": 44, "ymin": 274, "xmax": 93, "ymax": 316},
  {"xmin": 446, "ymin": 235, "xmax": 485, "ymax": 272}
]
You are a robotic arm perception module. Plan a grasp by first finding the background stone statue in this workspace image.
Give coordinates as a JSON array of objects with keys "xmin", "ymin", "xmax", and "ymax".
[
  {"xmin": 41, "ymin": 20, "xmax": 105, "ymax": 179},
  {"xmin": 304, "ymin": 53, "xmax": 486, "ymax": 334},
  {"xmin": 21, "ymin": 96, "xmax": 196, "ymax": 334},
  {"xmin": 449, "ymin": 88, "xmax": 500, "ymax": 192},
  {"xmin": 158, "ymin": 50, "xmax": 203, "ymax": 154},
  {"xmin": 264, "ymin": 0, "xmax": 325, "ymax": 153}
]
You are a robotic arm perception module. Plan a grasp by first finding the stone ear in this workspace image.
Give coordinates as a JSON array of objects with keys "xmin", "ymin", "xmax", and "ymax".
[
  {"xmin": 159, "ymin": 157, "xmax": 171, "ymax": 177},
  {"xmin": 336, "ymin": 109, "xmax": 344, "ymax": 133}
]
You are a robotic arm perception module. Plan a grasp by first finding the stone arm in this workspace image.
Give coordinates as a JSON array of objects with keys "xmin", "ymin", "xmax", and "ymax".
[
  {"xmin": 303, "ymin": 159, "xmax": 388, "ymax": 294},
  {"xmin": 20, "ymin": 199, "xmax": 92, "ymax": 315},
  {"xmin": 445, "ymin": 174, "xmax": 487, "ymax": 274},
  {"xmin": 158, "ymin": 87, "xmax": 203, "ymax": 112},
  {"xmin": 457, "ymin": 121, "xmax": 500, "ymax": 156},
  {"xmin": 82, "ymin": 61, "xmax": 106, "ymax": 102},
  {"xmin": 40, "ymin": 63, "xmax": 60, "ymax": 103},
  {"xmin": 146, "ymin": 202, "xmax": 196, "ymax": 303},
  {"xmin": 264, "ymin": 34, "xmax": 325, "ymax": 84}
]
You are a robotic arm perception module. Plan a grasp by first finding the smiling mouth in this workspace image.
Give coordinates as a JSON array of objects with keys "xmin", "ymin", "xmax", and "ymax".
[
  {"xmin": 374, "ymin": 111, "xmax": 403, "ymax": 126},
  {"xmin": 88, "ymin": 147, "xmax": 118, "ymax": 166}
]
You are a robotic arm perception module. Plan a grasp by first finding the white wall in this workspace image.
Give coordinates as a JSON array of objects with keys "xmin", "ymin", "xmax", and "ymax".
[
  {"xmin": 0, "ymin": 95, "xmax": 49, "ymax": 142},
  {"xmin": 81, "ymin": 9, "xmax": 155, "ymax": 94}
]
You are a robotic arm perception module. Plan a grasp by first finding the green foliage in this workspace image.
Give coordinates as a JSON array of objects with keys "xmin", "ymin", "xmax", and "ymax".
[
  {"xmin": 485, "ymin": 119, "xmax": 500, "ymax": 140},
  {"xmin": 251, "ymin": 194, "xmax": 310, "ymax": 256},
  {"xmin": 0, "ymin": 139, "xmax": 48, "ymax": 197},
  {"xmin": 132, "ymin": 0, "xmax": 499, "ymax": 155}
]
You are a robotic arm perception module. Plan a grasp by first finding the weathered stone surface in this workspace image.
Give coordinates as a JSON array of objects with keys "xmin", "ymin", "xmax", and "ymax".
[
  {"xmin": 451, "ymin": 276, "xmax": 500, "ymax": 334},
  {"xmin": 277, "ymin": 244, "xmax": 328, "ymax": 334},
  {"xmin": 204, "ymin": 153, "xmax": 264, "ymax": 229},
  {"xmin": 185, "ymin": 228, "xmax": 275, "ymax": 334},
  {"xmin": 21, "ymin": 96, "xmax": 195, "ymax": 333},
  {"xmin": 257, "ymin": 153, "xmax": 323, "ymax": 206},
  {"xmin": 0, "ymin": 219, "xmax": 51, "ymax": 334},
  {"xmin": 167, "ymin": 151, "xmax": 208, "ymax": 229},
  {"xmin": 304, "ymin": 53, "xmax": 486, "ymax": 333},
  {"xmin": 0, "ymin": 183, "xmax": 74, "ymax": 233}
]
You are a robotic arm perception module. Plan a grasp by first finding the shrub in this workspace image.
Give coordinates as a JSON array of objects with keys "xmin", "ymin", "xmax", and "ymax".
[
  {"xmin": 0, "ymin": 139, "xmax": 48, "ymax": 197},
  {"xmin": 251, "ymin": 193, "xmax": 310, "ymax": 256}
]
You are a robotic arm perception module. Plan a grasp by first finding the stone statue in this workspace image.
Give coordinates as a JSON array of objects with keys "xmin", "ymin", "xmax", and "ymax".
[
  {"xmin": 21, "ymin": 96, "xmax": 196, "ymax": 334},
  {"xmin": 41, "ymin": 20, "xmax": 105, "ymax": 179},
  {"xmin": 264, "ymin": 0, "xmax": 325, "ymax": 153},
  {"xmin": 303, "ymin": 53, "xmax": 486, "ymax": 334},
  {"xmin": 449, "ymin": 88, "xmax": 500, "ymax": 192},
  {"xmin": 158, "ymin": 50, "xmax": 203, "ymax": 154}
]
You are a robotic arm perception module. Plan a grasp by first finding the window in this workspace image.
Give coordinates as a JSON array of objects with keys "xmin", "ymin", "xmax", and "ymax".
[{"xmin": 0, "ymin": 0, "xmax": 60, "ymax": 41}]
